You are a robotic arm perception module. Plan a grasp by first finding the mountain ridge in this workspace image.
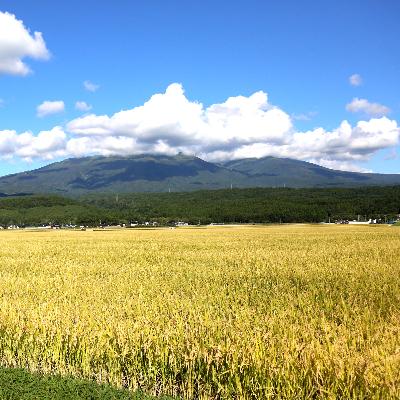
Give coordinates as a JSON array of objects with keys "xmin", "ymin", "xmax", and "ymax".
[{"xmin": 0, "ymin": 154, "xmax": 399, "ymax": 195}]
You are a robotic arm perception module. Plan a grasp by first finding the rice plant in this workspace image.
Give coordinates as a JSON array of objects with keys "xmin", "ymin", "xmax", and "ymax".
[{"xmin": 0, "ymin": 225, "xmax": 399, "ymax": 399}]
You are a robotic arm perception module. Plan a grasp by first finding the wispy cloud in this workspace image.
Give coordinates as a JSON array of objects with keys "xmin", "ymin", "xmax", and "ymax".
[
  {"xmin": 83, "ymin": 80, "xmax": 100, "ymax": 92},
  {"xmin": 75, "ymin": 101, "xmax": 92, "ymax": 112},
  {"xmin": 384, "ymin": 149, "xmax": 397, "ymax": 161},
  {"xmin": 0, "ymin": 11, "xmax": 50, "ymax": 76},
  {"xmin": 292, "ymin": 111, "xmax": 317, "ymax": 121}
]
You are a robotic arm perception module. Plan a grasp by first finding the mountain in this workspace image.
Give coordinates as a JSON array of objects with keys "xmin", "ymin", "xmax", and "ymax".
[
  {"xmin": 0, "ymin": 154, "xmax": 399, "ymax": 195},
  {"xmin": 0, "ymin": 154, "xmax": 236, "ymax": 195},
  {"xmin": 222, "ymin": 157, "xmax": 400, "ymax": 186}
]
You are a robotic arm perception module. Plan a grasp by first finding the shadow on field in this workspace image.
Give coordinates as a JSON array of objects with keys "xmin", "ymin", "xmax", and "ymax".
[{"xmin": 0, "ymin": 367, "xmax": 175, "ymax": 400}]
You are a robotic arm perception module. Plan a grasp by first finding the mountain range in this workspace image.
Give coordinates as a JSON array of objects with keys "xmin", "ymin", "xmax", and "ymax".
[{"xmin": 0, "ymin": 154, "xmax": 399, "ymax": 195}]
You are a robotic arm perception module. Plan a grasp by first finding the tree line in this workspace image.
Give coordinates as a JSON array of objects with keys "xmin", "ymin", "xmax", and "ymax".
[{"xmin": 0, "ymin": 186, "xmax": 399, "ymax": 227}]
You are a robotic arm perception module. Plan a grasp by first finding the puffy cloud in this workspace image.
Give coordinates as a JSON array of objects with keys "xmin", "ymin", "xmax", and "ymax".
[
  {"xmin": 0, "ymin": 130, "xmax": 19, "ymax": 155},
  {"xmin": 349, "ymin": 74, "xmax": 362, "ymax": 87},
  {"xmin": 83, "ymin": 80, "xmax": 100, "ymax": 92},
  {"xmin": 1, "ymin": 84, "xmax": 399, "ymax": 172},
  {"xmin": 37, "ymin": 100, "xmax": 65, "ymax": 117},
  {"xmin": 68, "ymin": 83, "xmax": 292, "ymax": 153},
  {"xmin": 289, "ymin": 118, "xmax": 399, "ymax": 165},
  {"xmin": 66, "ymin": 136, "xmax": 140, "ymax": 158},
  {"xmin": 307, "ymin": 160, "xmax": 372, "ymax": 173},
  {"xmin": 0, "ymin": 127, "xmax": 67, "ymax": 161},
  {"xmin": 346, "ymin": 97, "xmax": 390, "ymax": 117},
  {"xmin": 75, "ymin": 101, "xmax": 92, "ymax": 112},
  {"xmin": 200, "ymin": 118, "xmax": 399, "ymax": 171},
  {"xmin": 0, "ymin": 11, "xmax": 49, "ymax": 76},
  {"xmin": 65, "ymin": 85, "xmax": 399, "ymax": 171}
]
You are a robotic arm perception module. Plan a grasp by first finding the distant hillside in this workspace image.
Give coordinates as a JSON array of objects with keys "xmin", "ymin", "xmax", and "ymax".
[
  {"xmin": 0, "ymin": 154, "xmax": 400, "ymax": 195},
  {"xmin": 222, "ymin": 157, "xmax": 400, "ymax": 187}
]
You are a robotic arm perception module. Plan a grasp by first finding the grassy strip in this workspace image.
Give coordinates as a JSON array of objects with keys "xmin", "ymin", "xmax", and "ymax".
[{"xmin": 0, "ymin": 367, "xmax": 174, "ymax": 400}]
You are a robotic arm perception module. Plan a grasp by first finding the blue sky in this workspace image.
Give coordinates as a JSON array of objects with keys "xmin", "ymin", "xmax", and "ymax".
[{"xmin": 0, "ymin": 0, "xmax": 399, "ymax": 175}]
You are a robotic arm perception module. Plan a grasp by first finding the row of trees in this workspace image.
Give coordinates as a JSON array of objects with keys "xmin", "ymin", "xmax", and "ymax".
[
  {"xmin": 1, "ymin": 186, "xmax": 399, "ymax": 227},
  {"xmin": 81, "ymin": 186, "xmax": 400, "ymax": 224}
]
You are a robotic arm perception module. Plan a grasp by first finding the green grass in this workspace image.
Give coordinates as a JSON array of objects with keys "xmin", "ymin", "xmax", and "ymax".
[{"xmin": 0, "ymin": 367, "xmax": 175, "ymax": 400}]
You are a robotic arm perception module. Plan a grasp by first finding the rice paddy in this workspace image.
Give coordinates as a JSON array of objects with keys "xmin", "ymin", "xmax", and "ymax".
[{"xmin": 0, "ymin": 225, "xmax": 399, "ymax": 399}]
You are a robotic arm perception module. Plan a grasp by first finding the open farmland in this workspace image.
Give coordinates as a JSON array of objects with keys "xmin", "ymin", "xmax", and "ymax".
[{"xmin": 0, "ymin": 226, "xmax": 399, "ymax": 399}]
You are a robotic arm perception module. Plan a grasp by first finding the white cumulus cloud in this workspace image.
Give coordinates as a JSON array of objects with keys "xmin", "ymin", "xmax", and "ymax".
[
  {"xmin": 36, "ymin": 100, "xmax": 65, "ymax": 118},
  {"xmin": 75, "ymin": 101, "xmax": 92, "ymax": 112},
  {"xmin": 288, "ymin": 118, "xmax": 399, "ymax": 165},
  {"xmin": 65, "ymin": 84, "xmax": 399, "ymax": 171},
  {"xmin": 67, "ymin": 83, "xmax": 293, "ymax": 155},
  {"xmin": 0, "ymin": 127, "xmax": 67, "ymax": 161},
  {"xmin": 349, "ymin": 74, "xmax": 362, "ymax": 86},
  {"xmin": 83, "ymin": 80, "xmax": 100, "ymax": 92},
  {"xmin": 0, "ymin": 11, "xmax": 50, "ymax": 76},
  {"xmin": 346, "ymin": 98, "xmax": 390, "ymax": 117},
  {"xmin": 1, "ymin": 84, "xmax": 399, "ymax": 172}
]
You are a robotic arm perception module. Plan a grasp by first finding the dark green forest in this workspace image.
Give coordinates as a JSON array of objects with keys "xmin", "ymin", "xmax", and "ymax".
[{"xmin": 1, "ymin": 186, "xmax": 400, "ymax": 227}]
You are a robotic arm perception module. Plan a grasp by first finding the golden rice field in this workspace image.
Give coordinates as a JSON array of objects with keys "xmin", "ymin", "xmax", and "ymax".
[{"xmin": 0, "ymin": 225, "xmax": 399, "ymax": 399}]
